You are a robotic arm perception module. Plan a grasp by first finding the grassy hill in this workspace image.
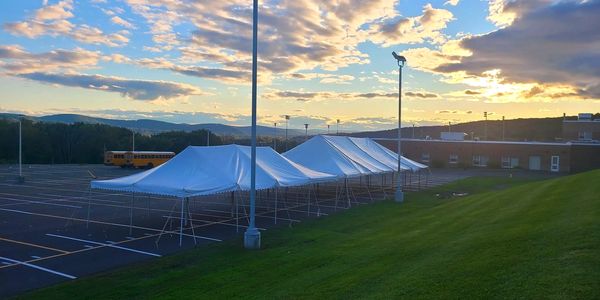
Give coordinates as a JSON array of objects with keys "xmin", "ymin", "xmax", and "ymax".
[{"xmin": 22, "ymin": 170, "xmax": 600, "ymax": 299}]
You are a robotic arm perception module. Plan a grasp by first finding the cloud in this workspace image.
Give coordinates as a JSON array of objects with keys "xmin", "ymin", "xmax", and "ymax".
[
  {"xmin": 0, "ymin": 45, "xmax": 100, "ymax": 73},
  {"xmin": 404, "ymin": 91, "xmax": 439, "ymax": 98},
  {"xmin": 444, "ymin": 0, "xmax": 460, "ymax": 6},
  {"xmin": 264, "ymin": 89, "xmax": 441, "ymax": 102},
  {"xmin": 3, "ymin": 1, "xmax": 129, "ymax": 47},
  {"xmin": 435, "ymin": 0, "xmax": 600, "ymax": 99},
  {"xmin": 464, "ymin": 89, "xmax": 481, "ymax": 95},
  {"xmin": 18, "ymin": 72, "xmax": 203, "ymax": 101},
  {"xmin": 366, "ymin": 4, "xmax": 454, "ymax": 46},
  {"xmin": 110, "ymin": 16, "xmax": 135, "ymax": 29}
]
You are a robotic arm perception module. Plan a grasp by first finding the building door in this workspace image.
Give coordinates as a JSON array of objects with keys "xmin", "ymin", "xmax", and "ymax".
[
  {"xmin": 551, "ymin": 156, "xmax": 560, "ymax": 172},
  {"xmin": 529, "ymin": 156, "xmax": 541, "ymax": 171}
]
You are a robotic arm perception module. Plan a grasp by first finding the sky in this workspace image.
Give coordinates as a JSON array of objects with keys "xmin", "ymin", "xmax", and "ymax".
[{"xmin": 0, "ymin": 0, "xmax": 598, "ymax": 132}]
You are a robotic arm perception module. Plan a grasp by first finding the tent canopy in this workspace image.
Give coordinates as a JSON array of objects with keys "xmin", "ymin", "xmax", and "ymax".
[
  {"xmin": 91, "ymin": 145, "xmax": 336, "ymax": 198},
  {"xmin": 283, "ymin": 135, "xmax": 427, "ymax": 178}
]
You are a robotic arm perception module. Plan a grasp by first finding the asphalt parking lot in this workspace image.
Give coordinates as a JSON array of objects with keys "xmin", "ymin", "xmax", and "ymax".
[{"xmin": 0, "ymin": 164, "xmax": 558, "ymax": 297}]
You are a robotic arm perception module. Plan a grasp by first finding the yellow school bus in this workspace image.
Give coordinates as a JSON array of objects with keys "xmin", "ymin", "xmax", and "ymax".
[
  {"xmin": 105, "ymin": 151, "xmax": 175, "ymax": 168},
  {"xmin": 104, "ymin": 151, "xmax": 127, "ymax": 166}
]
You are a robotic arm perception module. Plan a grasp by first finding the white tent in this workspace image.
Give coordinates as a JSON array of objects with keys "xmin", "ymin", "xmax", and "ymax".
[
  {"xmin": 91, "ymin": 144, "xmax": 336, "ymax": 198},
  {"xmin": 348, "ymin": 137, "xmax": 427, "ymax": 172},
  {"xmin": 283, "ymin": 135, "xmax": 425, "ymax": 178}
]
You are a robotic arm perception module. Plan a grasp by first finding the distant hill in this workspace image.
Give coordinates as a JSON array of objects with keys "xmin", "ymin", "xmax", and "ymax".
[
  {"xmin": 351, "ymin": 116, "xmax": 597, "ymax": 142},
  {"xmin": 0, "ymin": 113, "xmax": 308, "ymax": 137}
]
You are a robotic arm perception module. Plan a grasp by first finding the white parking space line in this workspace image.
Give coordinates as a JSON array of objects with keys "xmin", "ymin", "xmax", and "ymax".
[
  {"xmin": 46, "ymin": 234, "xmax": 162, "ymax": 258},
  {"xmin": 0, "ymin": 256, "xmax": 76, "ymax": 279}
]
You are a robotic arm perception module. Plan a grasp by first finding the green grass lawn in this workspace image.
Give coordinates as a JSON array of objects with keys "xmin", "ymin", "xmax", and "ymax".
[{"xmin": 22, "ymin": 170, "xmax": 600, "ymax": 299}]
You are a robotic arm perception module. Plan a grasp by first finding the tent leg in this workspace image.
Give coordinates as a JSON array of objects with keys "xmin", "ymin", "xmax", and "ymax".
[
  {"xmin": 313, "ymin": 184, "xmax": 321, "ymax": 217},
  {"xmin": 186, "ymin": 198, "xmax": 197, "ymax": 245},
  {"xmin": 307, "ymin": 187, "xmax": 311, "ymax": 216},
  {"xmin": 179, "ymin": 197, "xmax": 184, "ymax": 246},
  {"xmin": 86, "ymin": 187, "xmax": 92, "ymax": 229},
  {"xmin": 345, "ymin": 179, "xmax": 351, "ymax": 208},
  {"xmin": 129, "ymin": 192, "xmax": 135, "ymax": 236},
  {"xmin": 155, "ymin": 200, "xmax": 178, "ymax": 247},
  {"xmin": 274, "ymin": 188, "xmax": 278, "ymax": 225},
  {"xmin": 230, "ymin": 191, "xmax": 234, "ymax": 218},
  {"xmin": 235, "ymin": 191, "xmax": 239, "ymax": 233},
  {"xmin": 334, "ymin": 182, "xmax": 339, "ymax": 211}
]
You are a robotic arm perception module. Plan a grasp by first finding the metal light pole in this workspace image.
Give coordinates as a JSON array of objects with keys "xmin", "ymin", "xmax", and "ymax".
[
  {"xmin": 412, "ymin": 123, "xmax": 415, "ymax": 139},
  {"xmin": 502, "ymin": 116, "xmax": 505, "ymax": 141},
  {"xmin": 327, "ymin": 124, "xmax": 330, "ymax": 135},
  {"xmin": 484, "ymin": 111, "xmax": 488, "ymax": 140},
  {"xmin": 336, "ymin": 119, "xmax": 340, "ymax": 135},
  {"xmin": 448, "ymin": 121, "xmax": 451, "ymax": 132},
  {"xmin": 18, "ymin": 119, "xmax": 24, "ymax": 183},
  {"xmin": 206, "ymin": 129, "xmax": 210, "ymax": 146},
  {"xmin": 273, "ymin": 122, "xmax": 277, "ymax": 150},
  {"xmin": 392, "ymin": 51, "xmax": 406, "ymax": 203},
  {"xmin": 284, "ymin": 115, "xmax": 290, "ymax": 151},
  {"xmin": 132, "ymin": 130, "xmax": 135, "ymax": 151},
  {"xmin": 244, "ymin": 0, "xmax": 260, "ymax": 249},
  {"xmin": 304, "ymin": 123, "xmax": 309, "ymax": 138}
]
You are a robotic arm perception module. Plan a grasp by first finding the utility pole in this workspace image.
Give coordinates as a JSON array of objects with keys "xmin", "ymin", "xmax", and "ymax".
[
  {"xmin": 484, "ymin": 111, "xmax": 488, "ymax": 140},
  {"xmin": 502, "ymin": 116, "xmax": 505, "ymax": 141},
  {"xmin": 273, "ymin": 122, "xmax": 277, "ymax": 150},
  {"xmin": 285, "ymin": 115, "xmax": 290, "ymax": 151},
  {"xmin": 18, "ymin": 119, "xmax": 24, "ymax": 183}
]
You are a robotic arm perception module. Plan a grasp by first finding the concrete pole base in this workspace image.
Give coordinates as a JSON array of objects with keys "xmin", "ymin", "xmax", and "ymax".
[
  {"xmin": 17, "ymin": 176, "xmax": 25, "ymax": 184},
  {"xmin": 394, "ymin": 190, "xmax": 404, "ymax": 203},
  {"xmin": 244, "ymin": 227, "xmax": 261, "ymax": 249}
]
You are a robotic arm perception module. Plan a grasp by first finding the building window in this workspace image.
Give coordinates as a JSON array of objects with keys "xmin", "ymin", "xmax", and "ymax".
[
  {"xmin": 578, "ymin": 131, "xmax": 592, "ymax": 140},
  {"xmin": 449, "ymin": 154, "xmax": 458, "ymax": 164},
  {"xmin": 501, "ymin": 156, "xmax": 519, "ymax": 169},
  {"xmin": 472, "ymin": 155, "xmax": 489, "ymax": 167},
  {"xmin": 421, "ymin": 153, "xmax": 430, "ymax": 163}
]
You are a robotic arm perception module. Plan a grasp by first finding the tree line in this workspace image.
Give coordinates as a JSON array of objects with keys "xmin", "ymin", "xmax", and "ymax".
[{"xmin": 0, "ymin": 119, "xmax": 304, "ymax": 164}]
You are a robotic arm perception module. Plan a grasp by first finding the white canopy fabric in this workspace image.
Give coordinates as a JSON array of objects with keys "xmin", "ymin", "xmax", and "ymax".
[
  {"xmin": 348, "ymin": 137, "xmax": 427, "ymax": 172},
  {"xmin": 91, "ymin": 145, "xmax": 336, "ymax": 198},
  {"xmin": 283, "ymin": 135, "xmax": 426, "ymax": 178}
]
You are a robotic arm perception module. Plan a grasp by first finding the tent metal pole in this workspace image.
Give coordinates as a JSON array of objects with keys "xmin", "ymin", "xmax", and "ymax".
[
  {"xmin": 186, "ymin": 197, "xmax": 197, "ymax": 245},
  {"xmin": 86, "ymin": 187, "xmax": 92, "ymax": 228},
  {"xmin": 179, "ymin": 197, "xmax": 185, "ymax": 246},
  {"xmin": 129, "ymin": 192, "xmax": 135, "ymax": 236},
  {"xmin": 307, "ymin": 186, "xmax": 311, "ymax": 216},
  {"xmin": 155, "ymin": 200, "xmax": 178, "ymax": 247},
  {"xmin": 230, "ymin": 191, "xmax": 235, "ymax": 218},
  {"xmin": 274, "ymin": 188, "xmax": 278, "ymax": 225},
  {"xmin": 345, "ymin": 178, "xmax": 350, "ymax": 208}
]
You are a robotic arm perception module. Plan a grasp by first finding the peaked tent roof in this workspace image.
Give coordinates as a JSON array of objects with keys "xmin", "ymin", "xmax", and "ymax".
[
  {"xmin": 91, "ymin": 145, "xmax": 336, "ymax": 198},
  {"xmin": 283, "ymin": 135, "xmax": 425, "ymax": 178},
  {"xmin": 348, "ymin": 137, "xmax": 427, "ymax": 171}
]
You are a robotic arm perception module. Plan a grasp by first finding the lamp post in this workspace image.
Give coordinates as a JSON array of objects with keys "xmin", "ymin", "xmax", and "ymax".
[
  {"xmin": 273, "ymin": 122, "xmax": 277, "ymax": 150},
  {"xmin": 392, "ymin": 51, "xmax": 406, "ymax": 203},
  {"xmin": 284, "ymin": 115, "xmax": 290, "ymax": 151},
  {"xmin": 206, "ymin": 129, "xmax": 210, "ymax": 146},
  {"xmin": 132, "ymin": 130, "xmax": 135, "ymax": 151},
  {"xmin": 502, "ymin": 116, "xmax": 505, "ymax": 141},
  {"xmin": 304, "ymin": 123, "xmax": 309, "ymax": 137},
  {"xmin": 327, "ymin": 124, "xmax": 330, "ymax": 135},
  {"xmin": 18, "ymin": 119, "xmax": 24, "ymax": 183},
  {"xmin": 448, "ymin": 121, "xmax": 451, "ymax": 132},
  {"xmin": 336, "ymin": 119, "xmax": 340, "ymax": 135},
  {"xmin": 412, "ymin": 123, "xmax": 415, "ymax": 139},
  {"xmin": 244, "ymin": 0, "xmax": 260, "ymax": 249},
  {"xmin": 484, "ymin": 111, "xmax": 488, "ymax": 140}
]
